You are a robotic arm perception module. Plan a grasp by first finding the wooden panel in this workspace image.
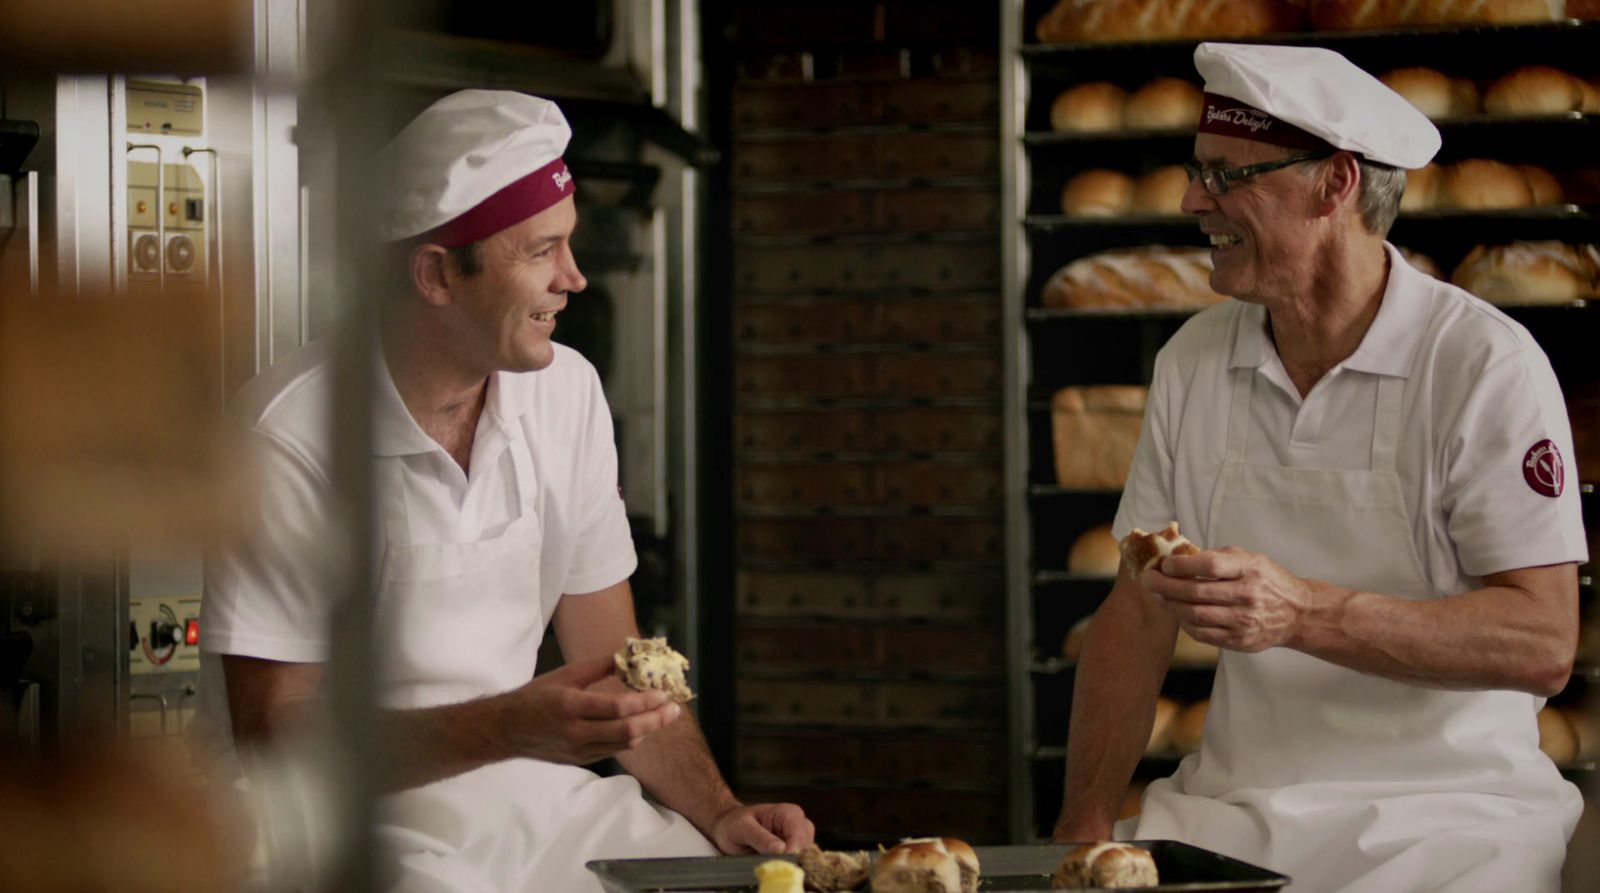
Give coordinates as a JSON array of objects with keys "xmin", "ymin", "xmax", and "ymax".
[
  {"xmin": 737, "ymin": 571, "xmax": 1002, "ymax": 622},
  {"xmin": 733, "ymin": 84, "xmax": 873, "ymax": 129},
  {"xmin": 737, "ymin": 624, "xmax": 878, "ymax": 672},
  {"xmin": 737, "ymin": 464, "xmax": 875, "ymax": 505},
  {"xmin": 879, "ymin": 625, "xmax": 1005, "ymax": 675},
  {"xmin": 736, "ymin": 355, "xmax": 870, "ymax": 399},
  {"xmin": 875, "ymin": 188, "xmax": 998, "ymax": 233},
  {"xmin": 879, "ymin": 681, "xmax": 1005, "ymax": 728},
  {"xmin": 735, "ymin": 6, "xmax": 881, "ymax": 47},
  {"xmin": 738, "ymin": 519, "xmax": 876, "ymax": 562},
  {"xmin": 878, "ymin": 80, "xmax": 997, "ymax": 124},
  {"xmin": 736, "ymin": 243, "xmax": 998, "ymax": 293},
  {"xmin": 736, "ymin": 301, "xmax": 872, "ymax": 343},
  {"xmin": 877, "ymin": 517, "xmax": 1003, "ymax": 562},
  {"xmin": 737, "ymin": 571, "xmax": 877, "ymax": 619},
  {"xmin": 871, "ymin": 573, "xmax": 1004, "ymax": 621},
  {"xmin": 736, "ymin": 733, "xmax": 870, "ymax": 781},
  {"xmin": 734, "ymin": 136, "xmax": 875, "ymax": 181},
  {"xmin": 733, "ymin": 785, "xmax": 1004, "ymax": 844},
  {"xmin": 871, "ymin": 131, "xmax": 998, "ymax": 179},
  {"xmin": 735, "ymin": 410, "xmax": 873, "ymax": 451},
  {"xmin": 874, "ymin": 296, "xmax": 1000, "ymax": 344},
  {"xmin": 734, "ymin": 191, "xmax": 872, "ymax": 237},
  {"xmin": 874, "ymin": 353, "xmax": 1000, "ymax": 398},
  {"xmin": 878, "ymin": 461, "xmax": 1002, "ymax": 505},
  {"xmin": 874, "ymin": 407, "xmax": 1002, "ymax": 451},
  {"xmin": 737, "ymin": 679, "xmax": 878, "ymax": 726},
  {"xmin": 736, "ymin": 731, "xmax": 1006, "ymax": 788}
]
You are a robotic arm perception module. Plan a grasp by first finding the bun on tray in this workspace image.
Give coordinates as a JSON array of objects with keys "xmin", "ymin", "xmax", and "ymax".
[{"xmin": 1052, "ymin": 842, "xmax": 1159, "ymax": 889}]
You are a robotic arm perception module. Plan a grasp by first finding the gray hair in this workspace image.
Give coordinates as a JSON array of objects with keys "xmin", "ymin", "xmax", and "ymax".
[{"xmin": 1356, "ymin": 160, "xmax": 1405, "ymax": 238}]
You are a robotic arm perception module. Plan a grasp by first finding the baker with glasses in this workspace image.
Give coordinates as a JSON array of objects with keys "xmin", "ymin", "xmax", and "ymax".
[{"xmin": 1053, "ymin": 42, "xmax": 1586, "ymax": 893}]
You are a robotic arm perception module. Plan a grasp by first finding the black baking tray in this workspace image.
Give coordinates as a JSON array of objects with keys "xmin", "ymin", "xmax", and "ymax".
[{"xmin": 588, "ymin": 841, "xmax": 1290, "ymax": 892}]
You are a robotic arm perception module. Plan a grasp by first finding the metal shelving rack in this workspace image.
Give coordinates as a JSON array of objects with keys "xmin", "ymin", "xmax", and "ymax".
[{"xmin": 1002, "ymin": 3, "xmax": 1600, "ymax": 843}]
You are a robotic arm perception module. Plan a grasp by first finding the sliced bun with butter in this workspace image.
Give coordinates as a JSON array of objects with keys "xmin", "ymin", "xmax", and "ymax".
[
  {"xmin": 795, "ymin": 845, "xmax": 870, "ymax": 892},
  {"xmin": 613, "ymin": 636, "xmax": 694, "ymax": 702},
  {"xmin": 1119, "ymin": 522, "xmax": 1199, "ymax": 576},
  {"xmin": 1052, "ymin": 842, "xmax": 1159, "ymax": 889}
]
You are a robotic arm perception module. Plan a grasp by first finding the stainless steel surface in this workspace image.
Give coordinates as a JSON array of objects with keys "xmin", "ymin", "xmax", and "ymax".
[
  {"xmin": 587, "ymin": 842, "xmax": 1290, "ymax": 892},
  {"xmin": 1000, "ymin": 0, "xmax": 1034, "ymax": 843}
]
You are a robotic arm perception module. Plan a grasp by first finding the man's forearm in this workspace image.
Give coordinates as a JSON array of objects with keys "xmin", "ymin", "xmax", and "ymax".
[
  {"xmin": 383, "ymin": 693, "xmax": 513, "ymax": 791},
  {"xmin": 616, "ymin": 705, "xmax": 739, "ymax": 835}
]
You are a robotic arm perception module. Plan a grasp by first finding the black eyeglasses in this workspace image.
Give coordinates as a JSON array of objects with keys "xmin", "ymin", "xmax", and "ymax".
[{"xmin": 1182, "ymin": 152, "xmax": 1333, "ymax": 196}]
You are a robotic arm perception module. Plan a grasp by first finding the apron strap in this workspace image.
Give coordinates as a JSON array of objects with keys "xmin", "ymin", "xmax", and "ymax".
[
  {"xmin": 1224, "ymin": 367, "xmax": 1256, "ymax": 463},
  {"xmin": 1369, "ymin": 376, "xmax": 1405, "ymax": 473}
]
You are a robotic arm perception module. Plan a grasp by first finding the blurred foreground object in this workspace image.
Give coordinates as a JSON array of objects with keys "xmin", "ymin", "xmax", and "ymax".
[
  {"xmin": 0, "ymin": 0, "xmax": 248, "ymax": 73},
  {"xmin": 0, "ymin": 290, "xmax": 242, "ymax": 554}
]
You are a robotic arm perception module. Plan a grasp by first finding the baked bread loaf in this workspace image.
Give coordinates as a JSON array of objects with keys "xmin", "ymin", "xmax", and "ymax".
[
  {"xmin": 1171, "ymin": 699, "xmax": 1210, "ymax": 753},
  {"xmin": 1124, "ymin": 77, "xmax": 1203, "ymax": 130},
  {"xmin": 1050, "ymin": 82, "xmax": 1126, "ymax": 132},
  {"xmin": 1120, "ymin": 521, "xmax": 1199, "ymax": 575},
  {"xmin": 1309, "ymin": 0, "xmax": 1565, "ymax": 31},
  {"xmin": 1450, "ymin": 242, "xmax": 1600, "ymax": 305},
  {"xmin": 1378, "ymin": 67, "xmax": 1480, "ymax": 119},
  {"xmin": 1068, "ymin": 524, "xmax": 1122, "ymax": 576},
  {"xmin": 1437, "ymin": 159, "xmax": 1535, "ymax": 210},
  {"xmin": 795, "ymin": 845, "xmax": 870, "ymax": 892},
  {"xmin": 1042, "ymin": 247, "xmax": 1227, "ymax": 310},
  {"xmin": 1397, "ymin": 247, "xmax": 1443, "ymax": 280},
  {"xmin": 1052, "ymin": 843, "xmax": 1159, "ymax": 889},
  {"xmin": 1061, "ymin": 169, "xmax": 1136, "ymax": 216},
  {"xmin": 614, "ymin": 636, "xmax": 694, "ymax": 702},
  {"xmin": 1517, "ymin": 164, "xmax": 1565, "ymax": 205},
  {"xmin": 1051, "ymin": 385, "xmax": 1147, "ymax": 490},
  {"xmin": 1578, "ymin": 78, "xmax": 1600, "ymax": 114},
  {"xmin": 1400, "ymin": 163, "xmax": 1440, "ymax": 212},
  {"xmin": 1037, "ymin": 0, "xmax": 1305, "ymax": 43},
  {"xmin": 873, "ymin": 838, "xmax": 977, "ymax": 893},
  {"xmin": 1484, "ymin": 65, "xmax": 1588, "ymax": 115},
  {"xmin": 1538, "ymin": 706, "xmax": 1579, "ymax": 765},
  {"xmin": 1132, "ymin": 166, "xmax": 1190, "ymax": 215}
]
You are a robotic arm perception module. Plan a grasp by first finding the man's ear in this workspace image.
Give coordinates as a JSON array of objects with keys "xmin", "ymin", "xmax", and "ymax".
[
  {"xmin": 409, "ymin": 243, "xmax": 455, "ymax": 307},
  {"xmin": 1316, "ymin": 152, "xmax": 1361, "ymax": 219}
]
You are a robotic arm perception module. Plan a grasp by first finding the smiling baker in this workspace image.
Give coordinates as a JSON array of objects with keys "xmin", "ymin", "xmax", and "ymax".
[
  {"xmin": 199, "ymin": 90, "xmax": 811, "ymax": 890},
  {"xmin": 1051, "ymin": 44, "xmax": 1587, "ymax": 892}
]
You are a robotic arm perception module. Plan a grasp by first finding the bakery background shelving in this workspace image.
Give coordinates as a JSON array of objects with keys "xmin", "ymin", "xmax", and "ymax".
[{"xmin": 1003, "ymin": 0, "xmax": 1600, "ymax": 843}]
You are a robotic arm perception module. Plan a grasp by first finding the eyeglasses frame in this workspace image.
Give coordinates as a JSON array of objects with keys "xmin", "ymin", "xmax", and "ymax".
[{"xmin": 1182, "ymin": 151, "xmax": 1335, "ymax": 196}]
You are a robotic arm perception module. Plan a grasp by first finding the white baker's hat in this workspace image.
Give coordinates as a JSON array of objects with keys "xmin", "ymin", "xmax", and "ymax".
[
  {"xmin": 1194, "ymin": 43, "xmax": 1440, "ymax": 170},
  {"xmin": 379, "ymin": 89, "xmax": 576, "ymax": 246}
]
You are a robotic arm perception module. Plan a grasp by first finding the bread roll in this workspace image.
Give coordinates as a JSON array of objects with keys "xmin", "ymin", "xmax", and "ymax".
[
  {"xmin": 1124, "ymin": 77, "xmax": 1203, "ymax": 131},
  {"xmin": 1037, "ymin": 0, "xmax": 1305, "ymax": 43},
  {"xmin": 1068, "ymin": 524, "xmax": 1122, "ymax": 576},
  {"xmin": 873, "ymin": 839, "xmax": 968, "ymax": 893},
  {"xmin": 1041, "ymin": 247, "xmax": 1226, "ymax": 310},
  {"xmin": 1569, "ymin": 707, "xmax": 1600, "ymax": 762},
  {"xmin": 1147, "ymin": 696, "xmax": 1180, "ymax": 753},
  {"xmin": 1050, "ymin": 385, "xmax": 1147, "ymax": 490},
  {"xmin": 1132, "ymin": 166, "xmax": 1191, "ymax": 216},
  {"xmin": 1062, "ymin": 614, "xmax": 1094, "ymax": 661},
  {"xmin": 1119, "ymin": 521, "xmax": 1199, "ymax": 576},
  {"xmin": 1380, "ymin": 67, "xmax": 1478, "ymax": 119},
  {"xmin": 1539, "ymin": 706, "xmax": 1579, "ymax": 765},
  {"xmin": 795, "ymin": 845, "xmax": 870, "ymax": 892},
  {"xmin": 1310, "ymin": 0, "xmax": 1564, "ymax": 31},
  {"xmin": 1579, "ymin": 78, "xmax": 1600, "ymax": 114},
  {"xmin": 1437, "ymin": 159, "xmax": 1535, "ymax": 210},
  {"xmin": 941, "ymin": 839, "xmax": 979, "ymax": 893},
  {"xmin": 1061, "ymin": 169, "xmax": 1134, "ymax": 216},
  {"xmin": 614, "ymin": 636, "xmax": 694, "ymax": 702},
  {"xmin": 1400, "ymin": 163, "xmax": 1440, "ymax": 212},
  {"xmin": 1050, "ymin": 82, "xmax": 1125, "ymax": 133},
  {"xmin": 1517, "ymin": 164, "xmax": 1564, "ymax": 206},
  {"xmin": 1172, "ymin": 628, "xmax": 1220, "ymax": 666},
  {"xmin": 1051, "ymin": 843, "xmax": 1159, "ymax": 889},
  {"xmin": 1171, "ymin": 699, "xmax": 1210, "ymax": 753},
  {"xmin": 1485, "ymin": 65, "xmax": 1586, "ymax": 115},
  {"xmin": 1451, "ymin": 242, "xmax": 1600, "ymax": 305},
  {"xmin": 1397, "ymin": 247, "xmax": 1443, "ymax": 280}
]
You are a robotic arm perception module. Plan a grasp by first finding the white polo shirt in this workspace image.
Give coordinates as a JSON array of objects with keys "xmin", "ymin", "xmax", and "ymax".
[
  {"xmin": 197, "ymin": 340, "xmax": 636, "ymax": 738},
  {"xmin": 1113, "ymin": 242, "xmax": 1588, "ymax": 593}
]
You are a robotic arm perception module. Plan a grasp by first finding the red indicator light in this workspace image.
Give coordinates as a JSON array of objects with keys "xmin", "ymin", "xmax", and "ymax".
[{"xmin": 185, "ymin": 619, "xmax": 200, "ymax": 646}]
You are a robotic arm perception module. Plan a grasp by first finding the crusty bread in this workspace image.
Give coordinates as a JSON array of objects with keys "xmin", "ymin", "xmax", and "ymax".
[
  {"xmin": 1042, "ymin": 247, "xmax": 1227, "ymax": 310},
  {"xmin": 1437, "ymin": 159, "xmax": 1535, "ymax": 210},
  {"xmin": 1310, "ymin": 0, "xmax": 1564, "ymax": 30},
  {"xmin": 1052, "ymin": 843, "xmax": 1159, "ymax": 889},
  {"xmin": 873, "ymin": 839, "xmax": 973, "ymax": 893},
  {"xmin": 1538, "ymin": 706, "xmax": 1579, "ymax": 765},
  {"xmin": 1379, "ymin": 67, "xmax": 1479, "ymax": 119},
  {"xmin": 1050, "ymin": 82, "xmax": 1126, "ymax": 132},
  {"xmin": 1517, "ymin": 164, "xmax": 1565, "ymax": 205},
  {"xmin": 1050, "ymin": 385, "xmax": 1147, "ymax": 490},
  {"xmin": 941, "ymin": 839, "xmax": 980, "ymax": 893},
  {"xmin": 1171, "ymin": 699, "xmax": 1210, "ymax": 753},
  {"xmin": 1037, "ymin": 0, "xmax": 1305, "ymax": 43},
  {"xmin": 1119, "ymin": 521, "xmax": 1199, "ymax": 576},
  {"xmin": 1397, "ymin": 247, "xmax": 1443, "ymax": 280},
  {"xmin": 795, "ymin": 845, "xmax": 870, "ymax": 892},
  {"xmin": 1124, "ymin": 77, "xmax": 1203, "ymax": 131},
  {"xmin": 1450, "ymin": 241, "xmax": 1600, "ymax": 305},
  {"xmin": 1067, "ymin": 524, "xmax": 1122, "ymax": 576},
  {"xmin": 1132, "ymin": 166, "xmax": 1191, "ymax": 216},
  {"xmin": 1485, "ymin": 65, "xmax": 1587, "ymax": 115},
  {"xmin": 1400, "ymin": 163, "xmax": 1440, "ymax": 212},
  {"xmin": 1061, "ymin": 169, "xmax": 1135, "ymax": 216}
]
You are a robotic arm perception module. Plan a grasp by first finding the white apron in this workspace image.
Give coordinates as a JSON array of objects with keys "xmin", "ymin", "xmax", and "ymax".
[
  {"xmin": 1123, "ymin": 357, "xmax": 1580, "ymax": 891},
  {"xmin": 371, "ymin": 433, "xmax": 713, "ymax": 892}
]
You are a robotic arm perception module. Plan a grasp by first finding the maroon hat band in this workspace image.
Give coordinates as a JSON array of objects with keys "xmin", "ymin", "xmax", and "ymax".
[
  {"xmin": 1198, "ymin": 93, "xmax": 1334, "ymax": 154},
  {"xmin": 419, "ymin": 157, "xmax": 575, "ymax": 249}
]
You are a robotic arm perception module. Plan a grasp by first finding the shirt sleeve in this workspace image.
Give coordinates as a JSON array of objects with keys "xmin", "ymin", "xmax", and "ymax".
[
  {"xmin": 1112, "ymin": 346, "xmax": 1180, "ymax": 543},
  {"xmin": 201, "ymin": 431, "xmax": 343, "ymax": 663},
  {"xmin": 561, "ymin": 364, "xmax": 639, "ymax": 595},
  {"xmin": 1441, "ymin": 347, "xmax": 1588, "ymax": 577}
]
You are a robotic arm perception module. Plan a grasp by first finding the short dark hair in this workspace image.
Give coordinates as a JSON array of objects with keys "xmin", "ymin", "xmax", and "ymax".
[{"xmin": 446, "ymin": 241, "xmax": 482, "ymax": 276}]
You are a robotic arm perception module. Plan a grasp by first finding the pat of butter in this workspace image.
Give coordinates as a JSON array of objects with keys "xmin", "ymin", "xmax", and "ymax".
[{"xmin": 754, "ymin": 859, "xmax": 804, "ymax": 893}]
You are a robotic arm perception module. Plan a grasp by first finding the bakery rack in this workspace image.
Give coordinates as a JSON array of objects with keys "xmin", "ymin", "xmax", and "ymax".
[{"xmin": 1002, "ymin": 1, "xmax": 1600, "ymax": 842}]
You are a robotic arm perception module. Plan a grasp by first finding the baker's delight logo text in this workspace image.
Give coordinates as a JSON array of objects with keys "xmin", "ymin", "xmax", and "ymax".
[{"xmin": 1205, "ymin": 105, "xmax": 1274, "ymax": 133}]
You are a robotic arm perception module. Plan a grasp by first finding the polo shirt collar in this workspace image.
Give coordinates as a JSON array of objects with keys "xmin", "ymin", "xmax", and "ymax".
[
  {"xmin": 372, "ymin": 351, "xmax": 537, "ymax": 458},
  {"xmin": 1228, "ymin": 241, "xmax": 1430, "ymax": 379}
]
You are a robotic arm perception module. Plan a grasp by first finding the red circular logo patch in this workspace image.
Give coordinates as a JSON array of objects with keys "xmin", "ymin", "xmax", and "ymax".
[{"xmin": 1522, "ymin": 440, "xmax": 1564, "ymax": 498}]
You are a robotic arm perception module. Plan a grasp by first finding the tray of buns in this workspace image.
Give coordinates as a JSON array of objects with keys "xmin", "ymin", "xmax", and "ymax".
[{"xmin": 588, "ymin": 841, "xmax": 1289, "ymax": 892}]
